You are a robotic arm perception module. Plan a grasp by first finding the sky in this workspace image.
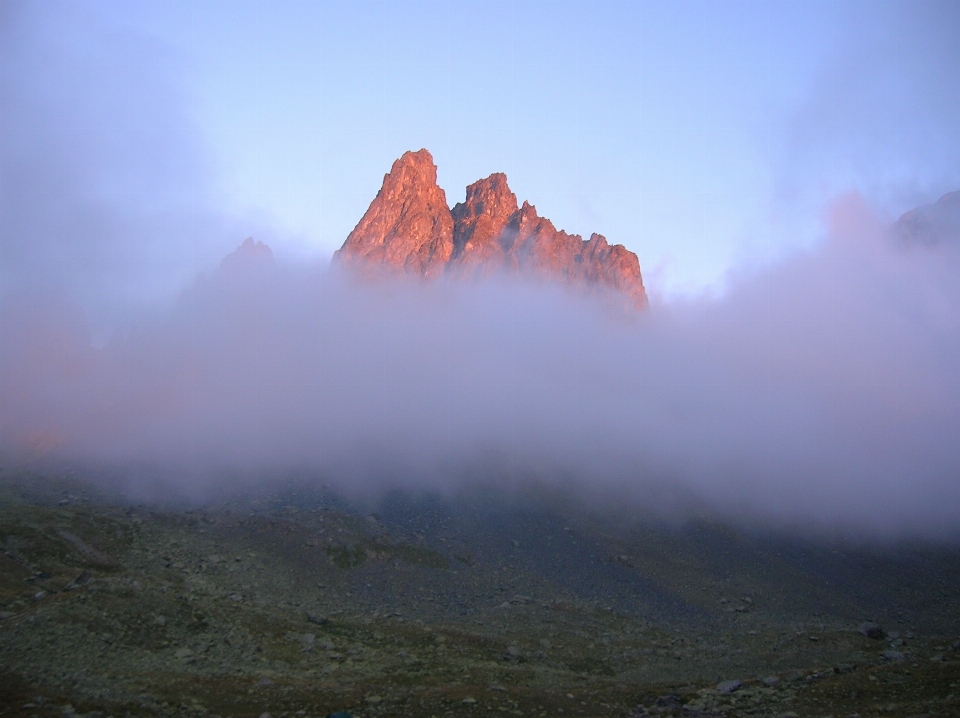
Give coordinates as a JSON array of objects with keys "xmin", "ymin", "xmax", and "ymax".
[
  {"xmin": 6, "ymin": 0, "xmax": 958, "ymax": 304},
  {"xmin": 3, "ymin": 0, "xmax": 960, "ymax": 538}
]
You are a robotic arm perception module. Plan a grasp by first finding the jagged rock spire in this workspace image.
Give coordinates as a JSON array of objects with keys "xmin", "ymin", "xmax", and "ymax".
[
  {"xmin": 334, "ymin": 149, "xmax": 453, "ymax": 278},
  {"xmin": 335, "ymin": 150, "xmax": 647, "ymax": 308}
]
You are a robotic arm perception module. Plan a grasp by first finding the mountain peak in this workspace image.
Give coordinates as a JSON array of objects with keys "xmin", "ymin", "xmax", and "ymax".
[
  {"xmin": 395, "ymin": 147, "xmax": 435, "ymax": 168},
  {"xmin": 380, "ymin": 149, "xmax": 441, "ymax": 196},
  {"xmin": 335, "ymin": 151, "xmax": 647, "ymax": 308},
  {"xmin": 219, "ymin": 237, "xmax": 274, "ymax": 272},
  {"xmin": 451, "ymin": 173, "xmax": 519, "ymax": 264},
  {"xmin": 333, "ymin": 149, "xmax": 453, "ymax": 278}
]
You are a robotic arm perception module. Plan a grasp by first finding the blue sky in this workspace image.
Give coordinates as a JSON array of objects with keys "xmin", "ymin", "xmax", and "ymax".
[{"xmin": 7, "ymin": 0, "xmax": 960, "ymax": 299}]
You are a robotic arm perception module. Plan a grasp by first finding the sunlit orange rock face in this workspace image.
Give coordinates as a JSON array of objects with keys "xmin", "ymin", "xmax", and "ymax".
[
  {"xmin": 334, "ymin": 149, "xmax": 648, "ymax": 308},
  {"xmin": 335, "ymin": 149, "xmax": 454, "ymax": 279}
]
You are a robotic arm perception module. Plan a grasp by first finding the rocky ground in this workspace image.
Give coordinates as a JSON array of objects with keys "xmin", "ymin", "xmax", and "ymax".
[{"xmin": 1, "ymin": 469, "xmax": 959, "ymax": 718}]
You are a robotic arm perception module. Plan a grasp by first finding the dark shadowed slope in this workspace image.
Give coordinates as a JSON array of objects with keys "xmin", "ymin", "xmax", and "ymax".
[{"xmin": 1, "ymin": 472, "xmax": 959, "ymax": 717}]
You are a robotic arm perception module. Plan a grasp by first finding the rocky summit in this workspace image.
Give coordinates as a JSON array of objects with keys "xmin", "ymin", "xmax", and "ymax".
[
  {"xmin": 334, "ymin": 149, "xmax": 648, "ymax": 309},
  {"xmin": 220, "ymin": 236, "xmax": 274, "ymax": 272},
  {"xmin": 335, "ymin": 150, "xmax": 454, "ymax": 279}
]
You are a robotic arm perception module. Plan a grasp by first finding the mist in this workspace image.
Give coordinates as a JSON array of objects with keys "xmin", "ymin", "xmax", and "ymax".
[
  {"xmin": 4, "ymin": 211, "xmax": 960, "ymax": 539},
  {"xmin": 0, "ymin": 1, "xmax": 250, "ymax": 339},
  {"xmin": 3, "ymin": 1, "xmax": 960, "ymax": 540}
]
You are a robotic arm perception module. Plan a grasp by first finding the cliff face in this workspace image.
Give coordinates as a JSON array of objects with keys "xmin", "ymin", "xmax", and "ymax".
[
  {"xmin": 334, "ymin": 149, "xmax": 453, "ymax": 278},
  {"xmin": 449, "ymin": 173, "xmax": 520, "ymax": 274},
  {"xmin": 335, "ymin": 149, "xmax": 647, "ymax": 308}
]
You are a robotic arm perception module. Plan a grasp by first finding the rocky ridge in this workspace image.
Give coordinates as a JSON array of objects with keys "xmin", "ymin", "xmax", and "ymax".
[
  {"xmin": 220, "ymin": 236, "xmax": 274, "ymax": 271},
  {"xmin": 335, "ymin": 149, "xmax": 648, "ymax": 309},
  {"xmin": 893, "ymin": 189, "xmax": 960, "ymax": 245}
]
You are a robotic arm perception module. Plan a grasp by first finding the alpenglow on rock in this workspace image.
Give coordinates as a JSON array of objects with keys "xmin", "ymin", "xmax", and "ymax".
[{"xmin": 334, "ymin": 149, "xmax": 648, "ymax": 308}]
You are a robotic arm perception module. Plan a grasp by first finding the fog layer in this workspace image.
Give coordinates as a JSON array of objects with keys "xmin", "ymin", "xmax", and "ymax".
[{"xmin": 4, "ymin": 204, "xmax": 960, "ymax": 538}]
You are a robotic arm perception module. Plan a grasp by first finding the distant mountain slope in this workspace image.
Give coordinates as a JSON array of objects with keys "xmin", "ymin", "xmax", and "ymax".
[
  {"xmin": 334, "ymin": 149, "xmax": 648, "ymax": 308},
  {"xmin": 893, "ymin": 189, "xmax": 960, "ymax": 245}
]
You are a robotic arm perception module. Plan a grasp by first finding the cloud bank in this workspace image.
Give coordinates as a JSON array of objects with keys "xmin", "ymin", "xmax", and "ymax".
[{"xmin": 4, "ymin": 207, "xmax": 960, "ymax": 539}]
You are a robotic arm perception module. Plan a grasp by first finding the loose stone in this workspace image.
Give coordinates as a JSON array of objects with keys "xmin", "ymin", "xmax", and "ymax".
[{"xmin": 716, "ymin": 679, "xmax": 743, "ymax": 693}]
